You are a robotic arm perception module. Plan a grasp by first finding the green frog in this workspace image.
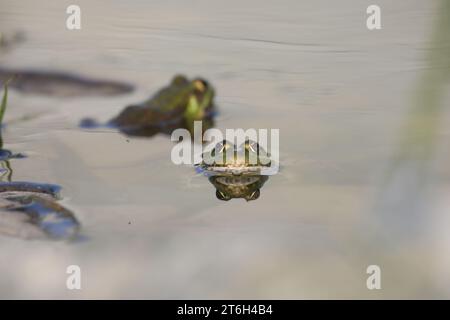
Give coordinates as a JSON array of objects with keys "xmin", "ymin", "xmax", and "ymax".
[
  {"xmin": 81, "ymin": 75, "xmax": 216, "ymax": 137},
  {"xmin": 197, "ymin": 140, "xmax": 272, "ymax": 201}
]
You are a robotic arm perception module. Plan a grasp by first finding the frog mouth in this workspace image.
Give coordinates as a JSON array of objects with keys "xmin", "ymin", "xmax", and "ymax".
[{"xmin": 204, "ymin": 165, "xmax": 262, "ymax": 175}]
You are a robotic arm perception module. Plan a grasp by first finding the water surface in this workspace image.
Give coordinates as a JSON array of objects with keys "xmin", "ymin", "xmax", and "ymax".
[{"xmin": 0, "ymin": 0, "xmax": 449, "ymax": 298}]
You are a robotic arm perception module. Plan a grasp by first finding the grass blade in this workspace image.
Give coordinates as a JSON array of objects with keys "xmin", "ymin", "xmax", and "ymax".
[{"xmin": 0, "ymin": 81, "xmax": 8, "ymax": 125}]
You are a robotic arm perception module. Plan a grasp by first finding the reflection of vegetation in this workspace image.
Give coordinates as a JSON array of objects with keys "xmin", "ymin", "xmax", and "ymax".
[
  {"xmin": 376, "ymin": 1, "xmax": 450, "ymax": 232},
  {"xmin": 0, "ymin": 159, "xmax": 12, "ymax": 182},
  {"xmin": 392, "ymin": 0, "xmax": 450, "ymax": 168}
]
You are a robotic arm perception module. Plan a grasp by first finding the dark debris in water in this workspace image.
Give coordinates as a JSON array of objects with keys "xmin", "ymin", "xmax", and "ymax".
[
  {"xmin": 0, "ymin": 183, "xmax": 80, "ymax": 241},
  {"xmin": 0, "ymin": 181, "xmax": 61, "ymax": 198},
  {"xmin": 0, "ymin": 70, "xmax": 81, "ymax": 241},
  {"xmin": 0, "ymin": 68, "xmax": 134, "ymax": 97},
  {"xmin": 0, "ymin": 149, "xmax": 26, "ymax": 161}
]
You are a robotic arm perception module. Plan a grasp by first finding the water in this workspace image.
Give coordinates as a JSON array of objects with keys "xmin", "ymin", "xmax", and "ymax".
[{"xmin": 0, "ymin": 0, "xmax": 449, "ymax": 298}]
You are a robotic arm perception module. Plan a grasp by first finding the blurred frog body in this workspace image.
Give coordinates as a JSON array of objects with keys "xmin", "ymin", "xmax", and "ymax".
[{"xmin": 81, "ymin": 75, "xmax": 216, "ymax": 138}]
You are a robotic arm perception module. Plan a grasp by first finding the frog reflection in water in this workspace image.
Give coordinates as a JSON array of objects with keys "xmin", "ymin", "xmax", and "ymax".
[
  {"xmin": 81, "ymin": 75, "xmax": 216, "ymax": 137},
  {"xmin": 198, "ymin": 140, "xmax": 272, "ymax": 201}
]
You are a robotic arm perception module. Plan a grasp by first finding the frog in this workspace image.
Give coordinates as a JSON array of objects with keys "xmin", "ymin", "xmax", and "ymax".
[
  {"xmin": 80, "ymin": 75, "xmax": 216, "ymax": 138},
  {"xmin": 197, "ymin": 140, "xmax": 272, "ymax": 201}
]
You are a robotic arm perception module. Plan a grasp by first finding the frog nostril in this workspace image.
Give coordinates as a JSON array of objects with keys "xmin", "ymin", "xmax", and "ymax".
[{"xmin": 215, "ymin": 140, "xmax": 229, "ymax": 154}]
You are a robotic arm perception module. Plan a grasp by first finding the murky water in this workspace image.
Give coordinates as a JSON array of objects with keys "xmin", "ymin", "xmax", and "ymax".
[{"xmin": 0, "ymin": 0, "xmax": 449, "ymax": 298}]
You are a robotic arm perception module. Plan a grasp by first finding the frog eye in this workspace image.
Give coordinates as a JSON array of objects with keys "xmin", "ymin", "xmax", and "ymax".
[
  {"xmin": 216, "ymin": 190, "xmax": 231, "ymax": 201},
  {"xmin": 213, "ymin": 140, "xmax": 230, "ymax": 154},
  {"xmin": 245, "ymin": 140, "xmax": 259, "ymax": 153},
  {"xmin": 245, "ymin": 189, "xmax": 260, "ymax": 201},
  {"xmin": 219, "ymin": 141, "xmax": 229, "ymax": 153},
  {"xmin": 193, "ymin": 79, "xmax": 207, "ymax": 92}
]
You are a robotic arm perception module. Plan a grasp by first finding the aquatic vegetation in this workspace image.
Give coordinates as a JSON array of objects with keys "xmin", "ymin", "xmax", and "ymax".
[
  {"xmin": 373, "ymin": 0, "xmax": 450, "ymax": 239},
  {"xmin": 0, "ymin": 80, "xmax": 80, "ymax": 241},
  {"xmin": 0, "ymin": 80, "xmax": 8, "ymax": 126},
  {"xmin": 0, "ymin": 81, "xmax": 9, "ymax": 152},
  {"xmin": 0, "ymin": 80, "xmax": 26, "ymax": 160}
]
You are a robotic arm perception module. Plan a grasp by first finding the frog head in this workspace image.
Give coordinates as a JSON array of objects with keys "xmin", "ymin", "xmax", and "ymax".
[
  {"xmin": 200, "ymin": 140, "xmax": 271, "ymax": 201},
  {"xmin": 181, "ymin": 76, "xmax": 215, "ymax": 133},
  {"xmin": 201, "ymin": 140, "xmax": 272, "ymax": 175}
]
